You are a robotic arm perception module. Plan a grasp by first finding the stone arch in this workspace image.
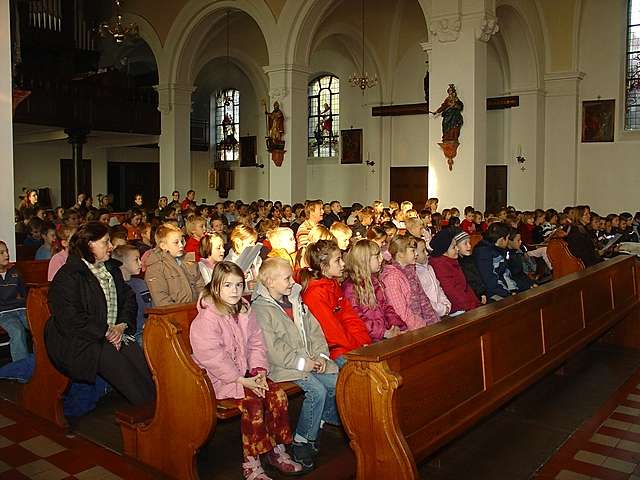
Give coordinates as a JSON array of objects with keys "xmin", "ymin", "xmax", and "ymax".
[
  {"xmin": 121, "ymin": 12, "xmax": 164, "ymax": 82},
  {"xmin": 163, "ymin": 0, "xmax": 278, "ymax": 85}
]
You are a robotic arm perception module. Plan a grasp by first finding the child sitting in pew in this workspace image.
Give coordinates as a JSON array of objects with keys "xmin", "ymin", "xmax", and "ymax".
[
  {"xmin": 380, "ymin": 235, "xmax": 440, "ymax": 329},
  {"xmin": 47, "ymin": 225, "xmax": 76, "ymax": 281},
  {"xmin": 506, "ymin": 228, "xmax": 535, "ymax": 292},
  {"xmin": 0, "ymin": 241, "xmax": 30, "ymax": 362},
  {"xmin": 474, "ymin": 222, "xmax": 520, "ymax": 300},
  {"xmin": 190, "ymin": 262, "xmax": 303, "ymax": 480},
  {"xmin": 35, "ymin": 223, "xmax": 57, "ymax": 260},
  {"xmin": 198, "ymin": 232, "xmax": 226, "ymax": 285},
  {"xmin": 266, "ymin": 227, "xmax": 297, "ymax": 267},
  {"xmin": 300, "ymin": 240, "xmax": 371, "ymax": 366},
  {"xmin": 414, "ymin": 237, "xmax": 453, "ymax": 316},
  {"xmin": 429, "ymin": 230, "xmax": 481, "ymax": 313},
  {"xmin": 453, "ymin": 230, "xmax": 488, "ymax": 305},
  {"xmin": 184, "ymin": 215, "xmax": 207, "ymax": 262},
  {"xmin": 145, "ymin": 223, "xmax": 204, "ymax": 306},
  {"xmin": 112, "ymin": 245, "xmax": 152, "ymax": 346},
  {"xmin": 253, "ymin": 257, "xmax": 340, "ymax": 471},
  {"xmin": 343, "ymin": 239, "xmax": 407, "ymax": 342},
  {"xmin": 226, "ymin": 225, "xmax": 262, "ymax": 293}
]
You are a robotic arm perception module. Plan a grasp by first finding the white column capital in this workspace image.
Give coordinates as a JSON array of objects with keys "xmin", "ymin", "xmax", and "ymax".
[
  {"xmin": 154, "ymin": 83, "xmax": 196, "ymax": 113},
  {"xmin": 475, "ymin": 13, "xmax": 499, "ymax": 42},
  {"xmin": 429, "ymin": 14, "xmax": 462, "ymax": 43},
  {"xmin": 544, "ymin": 71, "xmax": 586, "ymax": 97}
]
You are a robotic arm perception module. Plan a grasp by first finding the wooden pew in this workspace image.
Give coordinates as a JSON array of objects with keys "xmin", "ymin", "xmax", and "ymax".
[
  {"xmin": 14, "ymin": 260, "xmax": 49, "ymax": 285},
  {"xmin": 18, "ymin": 284, "xmax": 70, "ymax": 428},
  {"xmin": 16, "ymin": 244, "xmax": 39, "ymax": 261},
  {"xmin": 336, "ymin": 256, "xmax": 639, "ymax": 480},
  {"xmin": 116, "ymin": 303, "xmax": 301, "ymax": 480},
  {"xmin": 546, "ymin": 238, "xmax": 584, "ymax": 279}
]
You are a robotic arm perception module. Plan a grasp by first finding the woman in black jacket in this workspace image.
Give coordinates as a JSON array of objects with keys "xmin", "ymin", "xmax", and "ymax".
[
  {"xmin": 566, "ymin": 206, "xmax": 602, "ymax": 267},
  {"xmin": 45, "ymin": 222, "xmax": 154, "ymax": 406}
]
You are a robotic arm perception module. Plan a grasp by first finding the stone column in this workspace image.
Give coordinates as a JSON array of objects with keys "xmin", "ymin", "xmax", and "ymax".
[
  {"xmin": 156, "ymin": 83, "xmax": 195, "ymax": 197},
  {"xmin": 1, "ymin": 0, "xmax": 15, "ymax": 257},
  {"xmin": 263, "ymin": 64, "xmax": 309, "ymax": 204},
  {"xmin": 427, "ymin": 0, "xmax": 498, "ymax": 210},
  {"xmin": 543, "ymin": 72, "xmax": 584, "ymax": 208}
]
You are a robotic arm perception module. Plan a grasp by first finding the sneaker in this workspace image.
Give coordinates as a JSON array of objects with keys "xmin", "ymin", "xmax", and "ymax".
[
  {"xmin": 292, "ymin": 441, "xmax": 316, "ymax": 471},
  {"xmin": 265, "ymin": 444, "xmax": 304, "ymax": 476},
  {"xmin": 242, "ymin": 456, "xmax": 272, "ymax": 480}
]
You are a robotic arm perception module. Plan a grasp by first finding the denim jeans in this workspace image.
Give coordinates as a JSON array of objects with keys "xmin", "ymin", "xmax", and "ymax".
[
  {"xmin": 294, "ymin": 372, "xmax": 340, "ymax": 442},
  {"xmin": 0, "ymin": 309, "xmax": 29, "ymax": 362},
  {"xmin": 334, "ymin": 356, "xmax": 347, "ymax": 368}
]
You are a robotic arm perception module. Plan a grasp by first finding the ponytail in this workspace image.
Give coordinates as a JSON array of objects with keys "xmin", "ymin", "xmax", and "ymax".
[{"xmin": 299, "ymin": 239, "xmax": 340, "ymax": 290}]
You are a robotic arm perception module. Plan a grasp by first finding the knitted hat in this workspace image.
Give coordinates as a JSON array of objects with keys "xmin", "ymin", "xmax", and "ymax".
[
  {"xmin": 429, "ymin": 229, "xmax": 456, "ymax": 257},
  {"xmin": 453, "ymin": 230, "xmax": 470, "ymax": 245}
]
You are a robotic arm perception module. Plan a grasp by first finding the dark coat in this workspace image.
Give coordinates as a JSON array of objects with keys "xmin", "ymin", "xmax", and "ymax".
[
  {"xmin": 566, "ymin": 225, "xmax": 601, "ymax": 267},
  {"xmin": 506, "ymin": 249, "xmax": 534, "ymax": 292},
  {"xmin": 45, "ymin": 255, "xmax": 137, "ymax": 383},
  {"xmin": 474, "ymin": 240, "xmax": 517, "ymax": 298},
  {"xmin": 458, "ymin": 254, "xmax": 487, "ymax": 299},
  {"xmin": 0, "ymin": 266, "xmax": 26, "ymax": 312}
]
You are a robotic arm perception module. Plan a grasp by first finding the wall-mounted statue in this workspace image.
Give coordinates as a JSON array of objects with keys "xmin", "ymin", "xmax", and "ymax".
[
  {"xmin": 430, "ymin": 84, "xmax": 464, "ymax": 170},
  {"xmin": 263, "ymin": 100, "xmax": 286, "ymax": 166}
]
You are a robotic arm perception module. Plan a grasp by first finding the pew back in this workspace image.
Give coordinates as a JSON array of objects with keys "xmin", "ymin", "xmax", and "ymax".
[
  {"xmin": 14, "ymin": 260, "xmax": 49, "ymax": 285},
  {"xmin": 19, "ymin": 284, "xmax": 70, "ymax": 428},
  {"xmin": 547, "ymin": 238, "xmax": 585, "ymax": 279},
  {"xmin": 337, "ymin": 256, "xmax": 639, "ymax": 480}
]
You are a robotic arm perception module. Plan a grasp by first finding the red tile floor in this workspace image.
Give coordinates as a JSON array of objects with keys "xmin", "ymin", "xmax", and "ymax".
[
  {"xmin": 536, "ymin": 367, "xmax": 640, "ymax": 480},
  {"xmin": 0, "ymin": 398, "xmax": 161, "ymax": 480}
]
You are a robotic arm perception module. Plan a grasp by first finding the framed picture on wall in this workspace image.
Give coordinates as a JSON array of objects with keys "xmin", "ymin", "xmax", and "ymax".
[
  {"xmin": 582, "ymin": 99, "xmax": 615, "ymax": 142},
  {"xmin": 341, "ymin": 129, "xmax": 363, "ymax": 164}
]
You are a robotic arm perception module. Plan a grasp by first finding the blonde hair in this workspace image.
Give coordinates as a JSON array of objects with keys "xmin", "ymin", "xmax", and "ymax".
[
  {"xmin": 329, "ymin": 222, "xmax": 352, "ymax": 241},
  {"xmin": 400, "ymin": 201, "xmax": 413, "ymax": 213},
  {"xmin": 345, "ymin": 239, "xmax": 379, "ymax": 308},
  {"xmin": 186, "ymin": 215, "xmax": 206, "ymax": 237},
  {"xmin": 267, "ymin": 227, "xmax": 295, "ymax": 250},
  {"xmin": 388, "ymin": 235, "xmax": 417, "ymax": 259},
  {"xmin": 307, "ymin": 224, "xmax": 334, "ymax": 244},
  {"xmin": 372, "ymin": 200, "xmax": 384, "ymax": 213},
  {"xmin": 155, "ymin": 223, "xmax": 183, "ymax": 245},
  {"xmin": 230, "ymin": 224, "xmax": 258, "ymax": 254},
  {"xmin": 258, "ymin": 257, "xmax": 291, "ymax": 286}
]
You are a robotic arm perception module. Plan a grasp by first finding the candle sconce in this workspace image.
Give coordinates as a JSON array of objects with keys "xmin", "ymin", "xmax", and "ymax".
[{"xmin": 516, "ymin": 145, "xmax": 526, "ymax": 171}]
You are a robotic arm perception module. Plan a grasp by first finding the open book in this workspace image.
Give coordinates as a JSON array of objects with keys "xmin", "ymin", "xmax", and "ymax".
[
  {"xmin": 599, "ymin": 233, "xmax": 622, "ymax": 255},
  {"xmin": 231, "ymin": 243, "xmax": 263, "ymax": 273}
]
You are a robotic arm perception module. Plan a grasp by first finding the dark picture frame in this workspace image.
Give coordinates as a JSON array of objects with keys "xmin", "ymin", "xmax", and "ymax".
[
  {"xmin": 341, "ymin": 128, "xmax": 362, "ymax": 164},
  {"xmin": 582, "ymin": 100, "xmax": 615, "ymax": 142}
]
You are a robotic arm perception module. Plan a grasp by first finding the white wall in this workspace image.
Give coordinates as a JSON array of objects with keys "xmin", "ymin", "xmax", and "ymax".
[{"xmin": 577, "ymin": 0, "xmax": 640, "ymax": 214}]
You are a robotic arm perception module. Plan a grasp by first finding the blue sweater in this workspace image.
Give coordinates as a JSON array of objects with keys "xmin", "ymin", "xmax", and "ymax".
[{"xmin": 0, "ymin": 267, "xmax": 26, "ymax": 312}]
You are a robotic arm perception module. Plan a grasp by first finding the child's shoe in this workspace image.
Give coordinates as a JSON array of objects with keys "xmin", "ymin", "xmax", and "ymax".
[
  {"xmin": 265, "ymin": 444, "xmax": 304, "ymax": 476},
  {"xmin": 242, "ymin": 456, "xmax": 272, "ymax": 480}
]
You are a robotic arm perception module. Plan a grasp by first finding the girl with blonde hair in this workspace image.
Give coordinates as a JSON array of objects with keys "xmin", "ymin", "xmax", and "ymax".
[{"xmin": 343, "ymin": 240, "xmax": 406, "ymax": 342}]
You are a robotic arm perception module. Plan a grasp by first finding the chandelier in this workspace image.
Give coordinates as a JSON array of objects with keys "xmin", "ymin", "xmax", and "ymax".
[
  {"xmin": 99, "ymin": 0, "xmax": 139, "ymax": 44},
  {"xmin": 349, "ymin": 0, "xmax": 377, "ymax": 92}
]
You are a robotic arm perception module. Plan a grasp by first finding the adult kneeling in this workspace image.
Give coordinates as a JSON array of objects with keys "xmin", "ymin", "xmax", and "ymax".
[{"xmin": 45, "ymin": 222, "xmax": 155, "ymax": 406}]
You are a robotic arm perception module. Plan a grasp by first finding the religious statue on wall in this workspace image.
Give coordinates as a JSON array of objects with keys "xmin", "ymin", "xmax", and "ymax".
[
  {"xmin": 430, "ymin": 84, "xmax": 464, "ymax": 170},
  {"xmin": 263, "ymin": 100, "xmax": 286, "ymax": 166}
]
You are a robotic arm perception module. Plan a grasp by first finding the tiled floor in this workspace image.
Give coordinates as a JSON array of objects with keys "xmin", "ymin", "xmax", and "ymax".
[
  {"xmin": 2, "ymin": 343, "xmax": 640, "ymax": 479},
  {"xmin": 0, "ymin": 398, "xmax": 161, "ymax": 479},
  {"xmin": 535, "ymin": 365, "xmax": 640, "ymax": 480}
]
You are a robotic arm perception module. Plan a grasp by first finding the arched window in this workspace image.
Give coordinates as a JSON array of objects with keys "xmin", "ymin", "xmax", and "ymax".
[
  {"xmin": 308, "ymin": 75, "xmax": 340, "ymax": 157},
  {"xmin": 626, "ymin": 0, "xmax": 640, "ymax": 129},
  {"xmin": 215, "ymin": 88, "xmax": 240, "ymax": 161}
]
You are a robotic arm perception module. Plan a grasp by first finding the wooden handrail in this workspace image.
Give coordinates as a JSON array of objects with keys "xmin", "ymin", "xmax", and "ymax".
[{"xmin": 337, "ymin": 256, "xmax": 639, "ymax": 480}]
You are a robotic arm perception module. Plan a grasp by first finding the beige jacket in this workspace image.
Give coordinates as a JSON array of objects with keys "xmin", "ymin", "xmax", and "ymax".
[{"xmin": 145, "ymin": 248, "xmax": 204, "ymax": 306}]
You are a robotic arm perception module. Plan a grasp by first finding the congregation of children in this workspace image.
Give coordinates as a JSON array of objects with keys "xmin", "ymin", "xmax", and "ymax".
[{"xmin": 4, "ymin": 188, "xmax": 640, "ymax": 480}]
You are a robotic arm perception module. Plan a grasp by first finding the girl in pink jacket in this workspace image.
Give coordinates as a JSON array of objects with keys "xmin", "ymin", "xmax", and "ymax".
[{"xmin": 190, "ymin": 261, "xmax": 302, "ymax": 480}]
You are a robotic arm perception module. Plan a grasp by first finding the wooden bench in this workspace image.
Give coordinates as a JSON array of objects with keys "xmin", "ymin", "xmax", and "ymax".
[
  {"xmin": 547, "ymin": 238, "xmax": 584, "ymax": 279},
  {"xmin": 116, "ymin": 303, "xmax": 301, "ymax": 480},
  {"xmin": 18, "ymin": 284, "xmax": 70, "ymax": 428},
  {"xmin": 336, "ymin": 256, "xmax": 640, "ymax": 480},
  {"xmin": 14, "ymin": 260, "xmax": 49, "ymax": 285}
]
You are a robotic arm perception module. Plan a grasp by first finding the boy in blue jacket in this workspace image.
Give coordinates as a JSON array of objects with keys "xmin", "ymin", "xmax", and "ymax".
[
  {"xmin": 0, "ymin": 241, "xmax": 29, "ymax": 361},
  {"xmin": 474, "ymin": 223, "xmax": 519, "ymax": 301}
]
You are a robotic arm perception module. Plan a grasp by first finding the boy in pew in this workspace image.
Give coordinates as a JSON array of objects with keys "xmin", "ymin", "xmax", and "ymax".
[
  {"xmin": 474, "ymin": 223, "xmax": 519, "ymax": 301},
  {"xmin": 35, "ymin": 223, "xmax": 57, "ymax": 260},
  {"xmin": 0, "ymin": 241, "xmax": 30, "ymax": 362},
  {"xmin": 112, "ymin": 245, "xmax": 152, "ymax": 346},
  {"xmin": 253, "ymin": 258, "xmax": 339, "ymax": 471}
]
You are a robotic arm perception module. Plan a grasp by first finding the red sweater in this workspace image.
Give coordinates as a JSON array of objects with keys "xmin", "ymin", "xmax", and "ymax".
[
  {"xmin": 302, "ymin": 277, "xmax": 371, "ymax": 359},
  {"xmin": 460, "ymin": 219, "xmax": 476, "ymax": 234},
  {"xmin": 184, "ymin": 236, "xmax": 201, "ymax": 262},
  {"xmin": 428, "ymin": 255, "xmax": 480, "ymax": 312}
]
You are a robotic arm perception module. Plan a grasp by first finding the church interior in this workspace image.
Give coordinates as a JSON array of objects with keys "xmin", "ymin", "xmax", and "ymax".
[{"xmin": 1, "ymin": 0, "xmax": 640, "ymax": 479}]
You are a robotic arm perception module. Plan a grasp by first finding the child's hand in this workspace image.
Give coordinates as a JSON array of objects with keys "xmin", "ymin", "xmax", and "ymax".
[
  {"xmin": 481, "ymin": 295, "xmax": 487, "ymax": 305},
  {"xmin": 238, "ymin": 376, "xmax": 268, "ymax": 398},
  {"xmin": 312, "ymin": 358, "xmax": 326, "ymax": 373}
]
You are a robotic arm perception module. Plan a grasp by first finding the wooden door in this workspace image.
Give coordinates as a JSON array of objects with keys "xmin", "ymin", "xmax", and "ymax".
[
  {"xmin": 390, "ymin": 167, "xmax": 428, "ymax": 207},
  {"xmin": 107, "ymin": 162, "xmax": 160, "ymax": 212},
  {"xmin": 60, "ymin": 159, "xmax": 91, "ymax": 208},
  {"xmin": 486, "ymin": 165, "xmax": 507, "ymax": 213}
]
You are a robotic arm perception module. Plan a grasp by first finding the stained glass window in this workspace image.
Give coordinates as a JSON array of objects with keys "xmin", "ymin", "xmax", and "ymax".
[
  {"xmin": 308, "ymin": 75, "xmax": 340, "ymax": 157},
  {"xmin": 626, "ymin": 0, "xmax": 640, "ymax": 129},
  {"xmin": 215, "ymin": 88, "xmax": 240, "ymax": 161}
]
